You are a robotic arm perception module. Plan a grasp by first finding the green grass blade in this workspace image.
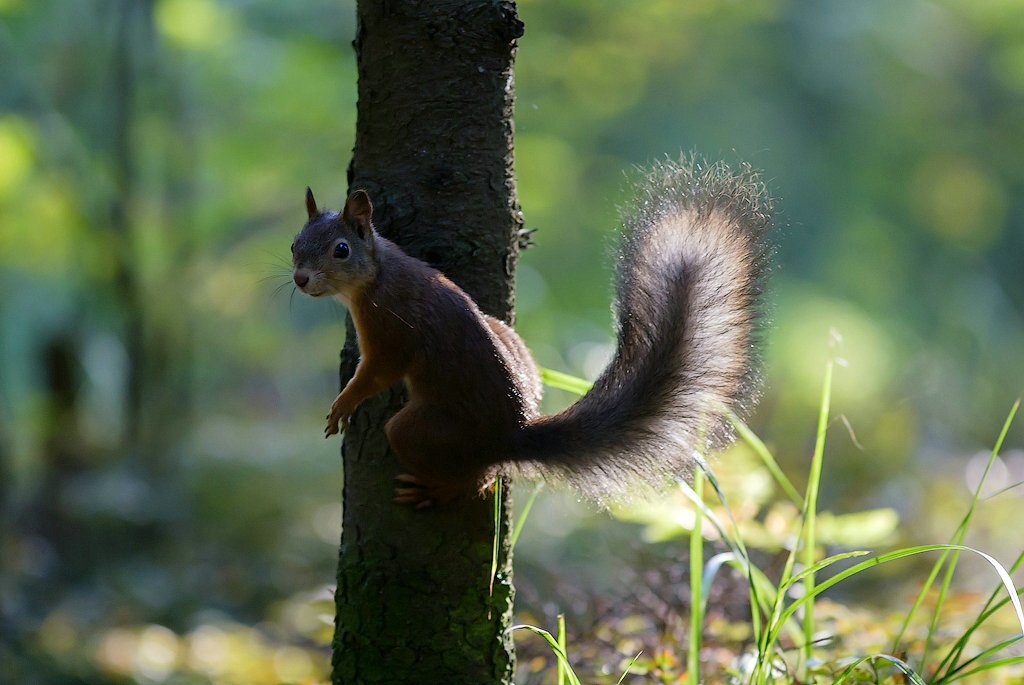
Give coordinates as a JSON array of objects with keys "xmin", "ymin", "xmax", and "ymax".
[
  {"xmin": 892, "ymin": 398, "xmax": 1020, "ymax": 655},
  {"xmin": 679, "ymin": 474, "xmax": 771, "ymax": 655},
  {"xmin": 557, "ymin": 613, "xmax": 567, "ymax": 685},
  {"xmin": 489, "ymin": 476, "xmax": 503, "ymax": 600},
  {"xmin": 737, "ymin": 346, "xmax": 836, "ymax": 682},
  {"xmin": 802, "ymin": 349, "xmax": 835, "ymax": 676},
  {"xmin": 508, "ymin": 624, "xmax": 583, "ymax": 685},
  {"xmin": 510, "ymin": 482, "xmax": 543, "ymax": 551},
  {"xmin": 539, "ymin": 367, "xmax": 593, "ymax": 396},
  {"xmin": 768, "ymin": 544, "xmax": 1024, "ymax": 650},
  {"xmin": 762, "ymin": 534, "xmax": 800, "ymax": 680},
  {"xmin": 688, "ymin": 468, "xmax": 801, "ymax": 682},
  {"xmin": 714, "ymin": 555, "xmax": 800, "ymax": 647},
  {"xmin": 707, "ymin": 552, "xmax": 802, "ymax": 683},
  {"xmin": 939, "ymin": 633, "xmax": 1023, "ymax": 682},
  {"xmin": 779, "ymin": 550, "xmax": 872, "ymax": 591},
  {"xmin": 701, "ymin": 553, "xmax": 736, "ymax": 614},
  {"xmin": 890, "ymin": 547, "xmax": 951, "ymax": 653},
  {"xmin": 760, "ymin": 556, "xmax": 898, "ymax": 682},
  {"xmin": 688, "ymin": 468, "xmax": 704, "ymax": 685},
  {"xmin": 834, "ymin": 653, "xmax": 929, "ymax": 685},
  {"xmin": 944, "ymin": 656, "xmax": 1024, "ymax": 683},
  {"xmin": 615, "ymin": 651, "xmax": 643, "ymax": 685},
  {"xmin": 924, "ymin": 529, "xmax": 973, "ymax": 667},
  {"xmin": 982, "ymin": 478, "xmax": 1024, "ymax": 501},
  {"xmin": 691, "ymin": 467, "xmax": 816, "ymax": 683},
  {"xmin": 922, "ymin": 399, "xmax": 1020, "ymax": 669},
  {"xmin": 935, "ymin": 555, "xmax": 1024, "ymax": 680},
  {"xmin": 682, "ymin": 477, "xmax": 768, "ymax": 684},
  {"xmin": 726, "ymin": 409, "xmax": 803, "ymax": 506}
]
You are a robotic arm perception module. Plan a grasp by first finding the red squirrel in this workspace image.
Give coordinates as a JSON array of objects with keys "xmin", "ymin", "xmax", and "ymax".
[{"xmin": 291, "ymin": 159, "xmax": 771, "ymax": 506}]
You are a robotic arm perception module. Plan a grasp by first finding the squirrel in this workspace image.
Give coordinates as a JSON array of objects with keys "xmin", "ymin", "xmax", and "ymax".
[{"xmin": 290, "ymin": 158, "xmax": 771, "ymax": 506}]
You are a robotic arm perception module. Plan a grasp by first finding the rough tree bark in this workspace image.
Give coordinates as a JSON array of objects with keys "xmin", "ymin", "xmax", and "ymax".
[{"xmin": 332, "ymin": 2, "xmax": 524, "ymax": 684}]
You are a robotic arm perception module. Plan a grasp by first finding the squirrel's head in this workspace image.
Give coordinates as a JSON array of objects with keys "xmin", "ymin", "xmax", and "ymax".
[{"xmin": 292, "ymin": 188, "xmax": 378, "ymax": 303}]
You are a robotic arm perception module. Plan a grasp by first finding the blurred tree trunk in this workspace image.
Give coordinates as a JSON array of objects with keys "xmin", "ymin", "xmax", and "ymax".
[
  {"xmin": 333, "ymin": 2, "xmax": 524, "ymax": 683},
  {"xmin": 135, "ymin": 0, "xmax": 199, "ymax": 462},
  {"xmin": 34, "ymin": 334, "xmax": 86, "ymax": 572},
  {"xmin": 110, "ymin": 0, "xmax": 194, "ymax": 466},
  {"xmin": 110, "ymin": 0, "xmax": 145, "ymax": 450}
]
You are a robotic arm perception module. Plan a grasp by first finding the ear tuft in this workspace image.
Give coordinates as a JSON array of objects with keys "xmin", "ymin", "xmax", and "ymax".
[{"xmin": 305, "ymin": 187, "xmax": 319, "ymax": 220}]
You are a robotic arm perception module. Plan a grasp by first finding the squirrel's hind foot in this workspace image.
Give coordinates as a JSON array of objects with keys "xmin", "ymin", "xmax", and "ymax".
[{"xmin": 393, "ymin": 473, "xmax": 468, "ymax": 508}]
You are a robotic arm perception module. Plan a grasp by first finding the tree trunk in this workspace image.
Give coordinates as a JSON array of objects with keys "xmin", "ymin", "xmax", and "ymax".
[
  {"xmin": 332, "ymin": 2, "xmax": 524, "ymax": 684},
  {"xmin": 110, "ymin": 0, "xmax": 145, "ymax": 450}
]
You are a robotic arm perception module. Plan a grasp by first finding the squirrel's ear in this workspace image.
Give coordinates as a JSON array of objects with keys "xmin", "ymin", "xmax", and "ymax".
[
  {"xmin": 305, "ymin": 187, "xmax": 319, "ymax": 220},
  {"xmin": 342, "ymin": 189, "xmax": 374, "ymax": 240}
]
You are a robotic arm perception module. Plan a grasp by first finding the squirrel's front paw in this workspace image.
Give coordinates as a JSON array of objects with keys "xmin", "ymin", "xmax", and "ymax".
[{"xmin": 324, "ymin": 401, "xmax": 350, "ymax": 438}]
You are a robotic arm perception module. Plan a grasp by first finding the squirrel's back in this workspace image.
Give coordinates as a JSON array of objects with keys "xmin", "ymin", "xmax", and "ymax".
[
  {"xmin": 510, "ymin": 157, "xmax": 771, "ymax": 504},
  {"xmin": 363, "ymin": 237, "xmax": 539, "ymax": 434}
]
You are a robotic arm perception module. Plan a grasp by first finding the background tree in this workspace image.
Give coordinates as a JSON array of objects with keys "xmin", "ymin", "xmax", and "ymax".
[{"xmin": 332, "ymin": 2, "xmax": 524, "ymax": 683}]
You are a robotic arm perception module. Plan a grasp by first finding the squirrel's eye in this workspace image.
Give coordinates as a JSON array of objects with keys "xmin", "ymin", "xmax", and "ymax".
[
  {"xmin": 334, "ymin": 242, "xmax": 351, "ymax": 260},
  {"xmin": 290, "ymin": 242, "xmax": 296, "ymax": 254}
]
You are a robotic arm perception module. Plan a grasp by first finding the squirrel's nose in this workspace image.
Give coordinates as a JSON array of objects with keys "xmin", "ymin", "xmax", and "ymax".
[{"xmin": 293, "ymin": 271, "xmax": 310, "ymax": 288}]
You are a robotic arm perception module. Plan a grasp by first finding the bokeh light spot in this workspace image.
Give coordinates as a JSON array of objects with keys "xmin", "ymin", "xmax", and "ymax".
[
  {"xmin": 910, "ymin": 156, "xmax": 1006, "ymax": 251},
  {"xmin": 771, "ymin": 283, "xmax": 894, "ymax": 410},
  {"xmin": 273, "ymin": 645, "xmax": 315, "ymax": 682},
  {"xmin": 156, "ymin": 0, "xmax": 237, "ymax": 50},
  {"xmin": 0, "ymin": 117, "xmax": 35, "ymax": 195},
  {"xmin": 134, "ymin": 625, "xmax": 180, "ymax": 681}
]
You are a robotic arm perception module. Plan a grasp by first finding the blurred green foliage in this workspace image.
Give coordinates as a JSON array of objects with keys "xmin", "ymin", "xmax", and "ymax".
[{"xmin": 1, "ymin": 0, "xmax": 1023, "ymax": 683}]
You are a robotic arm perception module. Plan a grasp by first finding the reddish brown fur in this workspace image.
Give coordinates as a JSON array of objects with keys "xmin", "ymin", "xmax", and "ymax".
[{"xmin": 326, "ymin": 237, "xmax": 541, "ymax": 503}]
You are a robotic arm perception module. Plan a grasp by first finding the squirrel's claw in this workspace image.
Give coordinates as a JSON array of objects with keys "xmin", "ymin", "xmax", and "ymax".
[
  {"xmin": 392, "ymin": 492, "xmax": 434, "ymax": 509},
  {"xmin": 393, "ymin": 473, "xmax": 437, "ymax": 507},
  {"xmin": 392, "ymin": 497, "xmax": 435, "ymax": 510},
  {"xmin": 394, "ymin": 487, "xmax": 425, "ymax": 497},
  {"xmin": 324, "ymin": 409, "xmax": 349, "ymax": 439},
  {"xmin": 393, "ymin": 473, "xmax": 466, "ymax": 508}
]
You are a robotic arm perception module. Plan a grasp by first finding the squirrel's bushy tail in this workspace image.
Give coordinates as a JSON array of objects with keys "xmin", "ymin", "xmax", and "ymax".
[{"xmin": 509, "ymin": 157, "xmax": 772, "ymax": 504}]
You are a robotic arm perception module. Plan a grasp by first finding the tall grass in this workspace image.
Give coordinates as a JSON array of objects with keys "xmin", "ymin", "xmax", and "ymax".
[
  {"xmin": 800, "ymin": 338, "xmax": 835, "ymax": 676},
  {"xmin": 510, "ymin": 365, "xmax": 1023, "ymax": 684},
  {"xmin": 688, "ymin": 468, "xmax": 704, "ymax": 685}
]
